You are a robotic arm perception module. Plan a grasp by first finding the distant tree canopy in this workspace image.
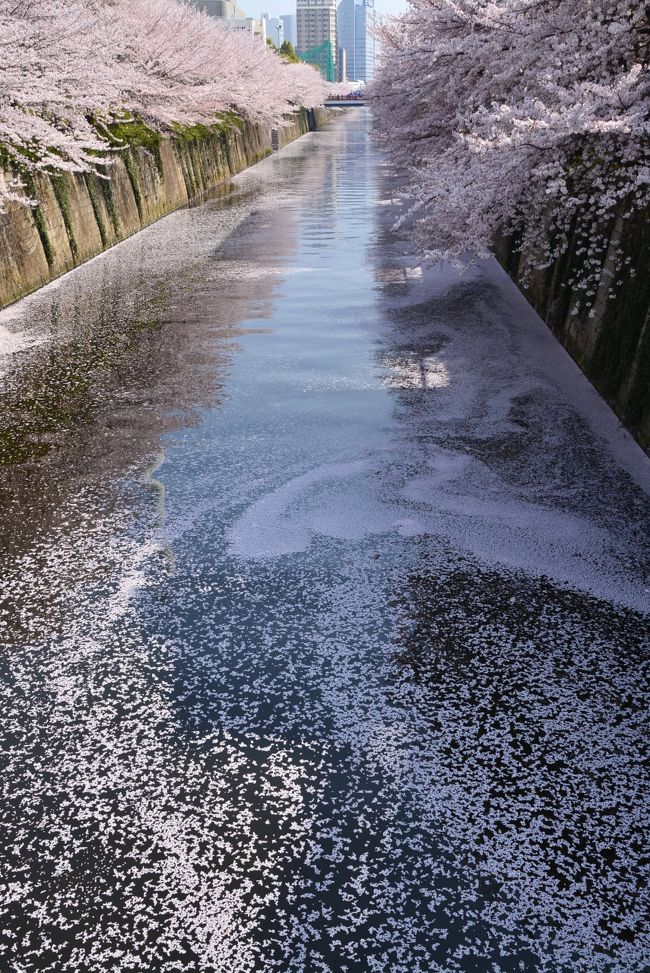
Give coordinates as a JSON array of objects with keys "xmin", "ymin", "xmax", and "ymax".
[{"xmin": 280, "ymin": 41, "xmax": 300, "ymax": 64}]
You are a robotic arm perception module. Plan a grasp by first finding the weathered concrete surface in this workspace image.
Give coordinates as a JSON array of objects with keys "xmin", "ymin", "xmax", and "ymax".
[
  {"xmin": 494, "ymin": 207, "xmax": 650, "ymax": 452},
  {"xmin": 0, "ymin": 108, "xmax": 331, "ymax": 310}
]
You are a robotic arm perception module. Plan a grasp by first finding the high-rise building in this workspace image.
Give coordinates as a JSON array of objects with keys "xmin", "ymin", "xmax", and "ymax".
[
  {"xmin": 190, "ymin": 0, "xmax": 266, "ymax": 41},
  {"xmin": 191, "ymin": 0, "xmax": 247, "ymax": 19},
  {"xmin": 281, "ymin": 13, "xmax": 297, "ymax": 47},
  {"xmin": 297, "ymin": 0, "xmax": 337, "ymax": 82},
  {"xmin": 262, "ymin": 12, "xmax": 284, "ymax": 46},
  {"xmin": 337, "ymin": 46, "xmax": 347, "ymax": 82},
  {"xmin": 229, "ymin": 16, "xmax": 267, "ymax": 40},
  {"xmin": 336, "ymin": 0, "xmax": 375, "ymax": 82}
]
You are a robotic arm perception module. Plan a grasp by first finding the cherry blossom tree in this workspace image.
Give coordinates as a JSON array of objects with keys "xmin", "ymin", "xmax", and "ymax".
[
  {"xmin": 113, "ymin": 0, "xmax": 325, "ymax": 126},
  {"xmin": 370, "ymin": 0, "xmax": 650, "ymax": 307},
  {"xmin": 0, "ymin": 0, "xmax": 326, "ymax": 209},
  {"xmin": 0, "ymin": 1, "xmax": 122, "ymax": 204}
]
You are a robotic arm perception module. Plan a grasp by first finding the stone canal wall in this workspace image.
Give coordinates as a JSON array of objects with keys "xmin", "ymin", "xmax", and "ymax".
[
  {"xmin": 494, "ymin": 207, "xmax": 650, "ymax": 452},
  {"xmin": 0, "ymin": 107, "xmax": 332, "ymax": 310}
]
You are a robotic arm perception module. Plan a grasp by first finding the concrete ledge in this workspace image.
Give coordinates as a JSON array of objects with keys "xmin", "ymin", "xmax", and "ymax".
[
  {"xmin": 494, "ymin": 210, "xmax": 650, "ymax": 453},
  {"xmin": 0, "ymin": 107, "xmax": 333, "ymax": 310}
]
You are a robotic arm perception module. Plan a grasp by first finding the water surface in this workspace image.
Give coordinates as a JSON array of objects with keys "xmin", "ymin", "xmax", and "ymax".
[{"xmin": 1, "ymin": 112, "xmax": 649, "ymax": 973}]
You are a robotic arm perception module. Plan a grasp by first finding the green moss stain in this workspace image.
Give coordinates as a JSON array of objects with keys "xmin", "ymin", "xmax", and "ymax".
[
  {"xmin": 97, "ymin": 118, "xmax": 165, "ymax": 181},
  {"xmin": 0, "ymin": 155, "xmax": 57, "ymax": 268},
  {"xmin": 171, "ymin": 113, "xmax": 244, "ymax": 142},
  {"xmin": 51, "ymin": 174, "xmax": 78, "ymax": 262},
  {"xmin": 153, "ymin": 143, "xmax": 164, "ymax": 179},
  {"xmin": 187, "ymin": 141, "xmax": 205, "ymax": 194},
  {"xmin": 98, "ymin": 173, "xmax": 120, "ymax": 235},
  {"xmin": 84, "ymin": 174, "xmax": 109, "ymax": 247},
  {"xmin": 22, "ymin": 173, "xmax": 55, "ymax": 268},
  {"xmin": 104, "ymin": 119, "xmax": 161, "ymax": 150},
  {"xmin": 179, "ymin": 149, "xmax": 196, "ymax": 200},
  {"xmin": 171, "ymin": 122, "xmax": 215, "ymax": 143},
  {"xmin": 32, "ymin": 203, "xmax": 55, "ymax": 268},
  {"xmin": 168, "ymin": 114, "xmax": 248, "ymax": 198},
  {"xmin": 123, "ymin": 151, "xmax": 144, "ymax": 221}
]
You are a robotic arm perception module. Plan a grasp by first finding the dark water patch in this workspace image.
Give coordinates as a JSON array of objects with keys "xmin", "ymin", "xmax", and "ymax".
[{"xmin": 390, "ymin": 557, "xmax": 649, "ymax": 968}]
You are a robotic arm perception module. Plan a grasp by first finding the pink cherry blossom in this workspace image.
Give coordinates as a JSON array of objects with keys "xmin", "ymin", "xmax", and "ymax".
[
  {"xmin": 0, "ymin": 0, "xmax": 326, "ymax": 209},
  {"xmin": 370, "ymin": 0, "xmax": 649, "ymax": 307}
]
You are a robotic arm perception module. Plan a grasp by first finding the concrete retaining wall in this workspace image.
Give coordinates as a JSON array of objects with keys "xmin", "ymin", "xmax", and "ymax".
[
  {"xmin": 0, "ymin": 107, "xmax": 332, "ymax": 310},
  {"xmin": 494, "ymin": 207, "xmax": 650, "ymax": 451}
]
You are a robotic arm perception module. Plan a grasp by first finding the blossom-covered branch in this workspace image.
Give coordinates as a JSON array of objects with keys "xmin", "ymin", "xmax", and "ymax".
[
  {"xmin": 370, "ymin": 0, "xmax": 649, "ymax": 308},
  {"xmin": 0, "ymin": 0, "xmax": 326, "ymax": 208}
]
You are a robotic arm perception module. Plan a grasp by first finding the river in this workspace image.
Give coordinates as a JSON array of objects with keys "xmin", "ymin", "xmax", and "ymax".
[{"xmin": 1, "ymin": 111, "xmax": 649, "ymax": 973}]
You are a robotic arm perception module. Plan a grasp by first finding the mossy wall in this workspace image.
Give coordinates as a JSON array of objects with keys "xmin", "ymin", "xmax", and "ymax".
[
  {"xmin": 494, "ymin": 206, "xmax": 650, "ymax": 452},
  {"xmin": 0, "ymin": 108, "xmax": 331, "ymax": 311}
]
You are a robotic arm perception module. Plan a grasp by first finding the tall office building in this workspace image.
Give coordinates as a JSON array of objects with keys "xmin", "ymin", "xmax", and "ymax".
[
  {"xmin": 262, "ymin": 12, "xmax": 285, "ymax": 46},
  {"xmin": 337, "ymin": 46, "xmax": 347, "ymax": 82},
  {"xmin": 190, "ymin": 0, "xmax": 266, "ymax": 40},
  {"xmin": 297, "ymin": 0, "xmax": 337, "ymax": 82},
  {"xmin": 281, "ymin": 13, "xmax": 297, "ymax": 47},
  {"xmin": 191, "ymin": 0, "xmax": 247, "ymax": 19},
  {"xmin": 336, "ymin": 0, "xmax": 375, "ymax": 82}
]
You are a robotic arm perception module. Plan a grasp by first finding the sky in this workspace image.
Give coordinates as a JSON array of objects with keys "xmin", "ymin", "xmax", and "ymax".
[{"xmin": 256, "ymin": 0, "xmax": 408, "ymax": 20}]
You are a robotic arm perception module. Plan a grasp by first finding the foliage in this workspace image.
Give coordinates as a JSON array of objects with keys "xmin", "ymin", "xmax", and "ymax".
[
  {"xmin": 103, "ymin": 119, "xmax": 163, "ymax": 152},
  {"xmin": 280, "ymin": 41, "xmax": 300, "ymax": 64},
  {"xmin": 0, "ymin": 0, "xmax": 327, "ymax": 210},
  {"xmin": 371, "ymin": 0, "xmax": 650, "ymax": 310}
]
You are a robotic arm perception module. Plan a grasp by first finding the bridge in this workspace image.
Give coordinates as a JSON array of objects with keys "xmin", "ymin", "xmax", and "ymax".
[{"xmin": 324, "ymin": 99, "xmax": 367, "ymax": 107}]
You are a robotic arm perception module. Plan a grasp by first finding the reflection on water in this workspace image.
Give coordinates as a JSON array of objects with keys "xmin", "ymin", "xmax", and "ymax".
[
  {"xmin": 0, "ymin": 113, "xmax": 649, "ymax": 973},
  {"xmin": 0, "ymin": 147, "xmax": 313, "ymax": 633}
]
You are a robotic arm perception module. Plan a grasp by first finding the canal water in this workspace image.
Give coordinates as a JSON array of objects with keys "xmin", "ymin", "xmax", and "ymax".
[{"xmin": 1, "ymin": 112, "xmax": 648, "ymax": 973}]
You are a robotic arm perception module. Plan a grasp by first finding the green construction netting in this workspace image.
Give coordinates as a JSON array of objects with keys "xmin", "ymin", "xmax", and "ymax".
[{"xmin": 299, "ymin": 41, "xmax": 336, "ymax": 83}]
